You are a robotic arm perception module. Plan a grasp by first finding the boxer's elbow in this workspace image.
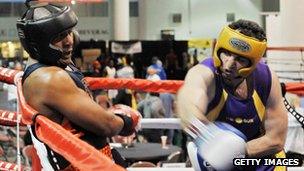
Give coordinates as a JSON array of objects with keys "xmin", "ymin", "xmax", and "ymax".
[
  {"xmin": 272, "ymin": 139, "xmax": 285, "ymax": 152},
  {"xmin": 267, "ymin": 137, "xmax": 285, "ymax": 154}
]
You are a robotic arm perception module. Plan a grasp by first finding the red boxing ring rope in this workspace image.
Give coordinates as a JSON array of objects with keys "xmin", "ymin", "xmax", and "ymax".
[
  {"xmin": 0, "ymin": 109, "xmax": 25, "ymax": 127},
  {"xmin": 85, "ymin": 77, "xmax": 184, "ymax": 93},
  {"xmin": 0, "ymin": 160, "xmax": 27, "ymax": 171}
]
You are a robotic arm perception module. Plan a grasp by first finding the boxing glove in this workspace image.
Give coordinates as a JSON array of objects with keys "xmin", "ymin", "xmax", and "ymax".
[
  {"xmin": 194, "ymin": 122, "xmax": 247, "ymax": 171},
  {"xmin": 187, "ymin": 141, "xmax": 213, "ymax": 171},
  {"xmin": 109, "ymin": 104, "xmax": 142, "ymax": 136}
]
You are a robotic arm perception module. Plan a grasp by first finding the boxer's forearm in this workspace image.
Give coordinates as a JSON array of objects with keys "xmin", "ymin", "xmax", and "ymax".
[{"xmin": 246, "ymin": 135, "xmax": 284, "ymax": 157}]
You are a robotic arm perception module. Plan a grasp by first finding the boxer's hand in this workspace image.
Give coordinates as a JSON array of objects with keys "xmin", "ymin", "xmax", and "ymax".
[
  {"xmin": 109, "ymin": 104, "xmax": 142, "ymax": 136},
  {"xmin": 184, "ymin": 118, "xmax": 246, "ymax": 170},
  {"xmin": 194, "ymin": 122, "xmax": 246, "ymax": 170}
]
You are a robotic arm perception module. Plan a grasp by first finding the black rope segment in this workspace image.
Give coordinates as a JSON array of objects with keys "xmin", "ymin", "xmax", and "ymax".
[{"xmin": 284, "ymin": 98, "xmax": 304, "ymax": 129}]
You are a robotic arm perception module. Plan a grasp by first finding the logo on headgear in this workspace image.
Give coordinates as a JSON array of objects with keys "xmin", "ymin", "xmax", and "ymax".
[{"xmin": 229, "ymin": 38, "xmax": 251, "ymax": 52}]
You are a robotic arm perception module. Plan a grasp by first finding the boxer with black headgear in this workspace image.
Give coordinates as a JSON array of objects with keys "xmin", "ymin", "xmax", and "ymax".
[
  {"xmin": 17, "ymin": 1, "xmax": 141, "ymax": 170},
  {"xmin": 17, "ymin": 0, "xmax": 79, "ymax": 68},
  {"xmin": 178, "ymin": 19, "xmax": 287, "ymax": 171}
]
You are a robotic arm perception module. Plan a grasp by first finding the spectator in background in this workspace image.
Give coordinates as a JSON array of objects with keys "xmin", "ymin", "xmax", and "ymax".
[
  {"xmin": 146, "ymin": 65, "xmax": 161, "ymax": 81},
  {"xmin": 147, "ymin": 56, "xmax": 167, "ymax": 80},
  {"xmin": 96, "ymin": 51, "xmax": 106, "ymax": 69},
  {"xmin": 104, "ymin": 58, "xmax": 118, "ymax": 100},
  {"xmin": 182, "ymin": 52, "xmax": 193, "ymax": 71},
  {"xmin": 165, "ymin": 49, "xmax": 178, "ymax": 79},
  {"xmin": 91, "ymin": 60, "xmax": 102, "ymax": 77},
  {"xmin": 116, "ymin": 56, "xmax": 134, "ymax": 79},
  {"xmin": 104, "ymin": 58, "xmax": 116, "ymax": 78},
  {"xmin": 137, "ymin": 93, "xmax": 165, "ymax": 143},
  {"xmin": 182, "ymin": 52, "xmax": 189, "ymax": 70},
  {"xmin": 113, "ymin": 56, "xmax": 137, "ymax": 108},
  {"xmin": 192, "ymin": 49, "xmax": 199, "ymax": 66},
  {"xmin": 159, "ymin": 93, "xmax": 175, "ymax": 144},
  {"xmin": 112, "ymin": 89, "xmax": 134, "ymax": 108}
]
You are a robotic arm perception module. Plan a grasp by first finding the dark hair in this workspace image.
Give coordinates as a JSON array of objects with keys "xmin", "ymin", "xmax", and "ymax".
[
  {"xmin": 151, "ymin": 56, "xmax": 158, "ymax": 64},
  {"xmin": 229, "ymin": 19, "xmax": 266, "ymax": 41}
]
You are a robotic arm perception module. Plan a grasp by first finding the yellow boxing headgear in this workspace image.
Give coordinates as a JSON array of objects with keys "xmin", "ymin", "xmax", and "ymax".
[{"xmin": 213, "ymin": 26, "xmax": 267, "ymax": 77}]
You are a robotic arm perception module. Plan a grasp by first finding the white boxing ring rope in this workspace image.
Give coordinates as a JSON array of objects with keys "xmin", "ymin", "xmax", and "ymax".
[{"xmin": 140, "ymin": 118, "xmax": 182, "ymax": 130}]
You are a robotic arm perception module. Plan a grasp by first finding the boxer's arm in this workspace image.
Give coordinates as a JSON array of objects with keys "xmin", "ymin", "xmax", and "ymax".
[
  {"xmin": 177, "ymin": 64, "xmax": 215, "ymax": 127},
  {"xmin": 179, "ymin": 65, "xmax": 248, "ymax": 170},
  {"xmin": 246, "ymin": 70, "xmax": 287, "ymax": 157},
  {"xmin": 42, "ymin": 69, "xmax": 124, "ymax": 137}
]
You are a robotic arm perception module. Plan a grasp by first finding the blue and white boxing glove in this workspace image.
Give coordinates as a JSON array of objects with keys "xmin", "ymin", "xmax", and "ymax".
[
  {"xmin": 187, "ymin": 141, "xmax": 213, "ymax": 171},
  {"xmin": 186, "ymin": 120, "xmax": 247, "ymax": 171}
]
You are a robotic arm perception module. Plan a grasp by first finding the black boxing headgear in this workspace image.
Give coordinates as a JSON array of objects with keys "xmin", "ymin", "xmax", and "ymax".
[{"xmin": 16, "ymin": 2, "xmax": 78, "ymax": 68}]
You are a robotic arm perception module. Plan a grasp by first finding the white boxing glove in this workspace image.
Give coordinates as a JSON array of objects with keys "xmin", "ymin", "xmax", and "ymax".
[
  {"xmin": 187, "ymin": 141, "xmax": 213, "ymax": 171},
  {"xmin": 185, "ymin": 119, "xmax": 247, "ymax": 171}
]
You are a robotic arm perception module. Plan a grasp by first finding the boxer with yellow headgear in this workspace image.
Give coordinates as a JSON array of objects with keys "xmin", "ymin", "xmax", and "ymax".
[
  {"xmin": 179, "ymin": 20, "xmax": 287, "ymax": 171},
  {"xmin": 213, "ymin": 26, "xmax": 267, "ymax": 77}
]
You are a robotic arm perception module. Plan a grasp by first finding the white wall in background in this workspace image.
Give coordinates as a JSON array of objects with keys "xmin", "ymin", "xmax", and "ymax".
[
  {"xmin": 0, "ymin": 0, "xmax": 262, "ymax": 41},
  {"xmin": 266, "ymin": 0, "xmax": 304, "ymax": 82},
  {"xmin": 138, "ymin": 0, "xmax": 262, "ymax": 40},
  {"xmin": 0, "ymin": 17, "xmax": 19, "ymax": 41}
]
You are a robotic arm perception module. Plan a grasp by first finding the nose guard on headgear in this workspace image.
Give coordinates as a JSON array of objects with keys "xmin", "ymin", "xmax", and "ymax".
[
  {"xmin": 213, "ymin": 26, "xmax": 267, "ymax": 77},
  {"xmin": 16, "ymin": 3, "xmax": 78, "ymax": 68}
]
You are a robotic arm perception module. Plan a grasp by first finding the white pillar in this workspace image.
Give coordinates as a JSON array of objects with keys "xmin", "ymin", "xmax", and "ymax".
[
  {"xmin": 266, "ymin": 0, "xmax": 304, "ymax": 46},
  {"xmin": 280, "ymin": 0, "xmax": 304, "ymax": 46},
  {"xmin": 113, "ymin": 0, "xmax": 129, "ymax": 40},
  {"xmin": 138, "ymin": 0, "xmax": 148, "ymax": 40},
  {"xmin": 265, "ymin": 0, "xmax": 304, "ymax": 82},
  {"xmin": 265, "ymin": 14, "xmax": 282, "ymax": 46}
]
